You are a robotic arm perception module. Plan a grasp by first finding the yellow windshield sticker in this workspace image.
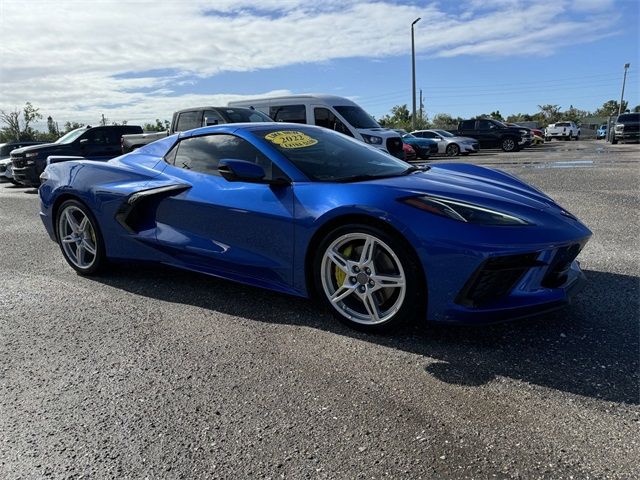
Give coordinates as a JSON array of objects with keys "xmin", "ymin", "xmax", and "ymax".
[{"xmin": 265, "ymin": 131, "xmax": 318, "ymax": 149}]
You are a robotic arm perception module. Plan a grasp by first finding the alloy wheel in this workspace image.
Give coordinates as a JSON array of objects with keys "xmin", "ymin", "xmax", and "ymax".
[
  {"xmin": 320, "ymin": 233, "xmax": 406, "ymax": 325},
  {"xmin": 57, "ymin": 205, "xmax": 98, "ymax": 269}
]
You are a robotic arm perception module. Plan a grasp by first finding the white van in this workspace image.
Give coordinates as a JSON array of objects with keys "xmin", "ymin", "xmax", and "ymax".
[{"xmin": 228, "ymin": 94, "xmax": 404, "ymax": 159}]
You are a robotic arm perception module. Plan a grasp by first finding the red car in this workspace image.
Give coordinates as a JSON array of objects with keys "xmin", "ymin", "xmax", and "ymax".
[{"xmin": 403, "ymin": 143, "xmax": 417, "ymax": 161}]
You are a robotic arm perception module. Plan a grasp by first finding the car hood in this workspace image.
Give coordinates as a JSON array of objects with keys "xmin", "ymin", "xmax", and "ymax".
[
  {"xmin": 10, "ymin": 143, "xmax": 66, "ymax": 156},
  {"xmin": 358, "ymin": 128, "xmax": 401, "ymax": 138},
  {"xmin": 365, "ymin": 163, "xmax": 559, "ymax": 214},
  {"xmin": 403, "ymin": 137, "xmax": 436, "ymax": 146}
]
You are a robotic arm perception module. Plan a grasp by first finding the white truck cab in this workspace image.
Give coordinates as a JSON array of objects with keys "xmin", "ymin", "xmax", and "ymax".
[{"xmin": 228, "ymin": 94, "xmax": 404, "ymax": 159}]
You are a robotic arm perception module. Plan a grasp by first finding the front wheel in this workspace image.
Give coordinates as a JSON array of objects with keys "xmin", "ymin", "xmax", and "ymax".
[
  {"xmin": 501, "ymin": 137, "xmax": 517, "ymax": 152},
  {"xmin": 314, "ymin": 225, "xmax": 423, "ymax": 333},
  {"xmin": 56, "ymin": 199, "xmax": 106, "ymax": 275},
  {"xmin": 446, "ymin": 143, "xmax": 460, "ymax": 156}
]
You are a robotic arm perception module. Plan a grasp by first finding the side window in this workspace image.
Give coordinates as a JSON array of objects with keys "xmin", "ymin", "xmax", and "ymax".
[
  {"xmin": 269, "ymin": 105, "xmax": 306, "ymax": 124},
  {"xmin": 104, "ymin": 129, "xmax": 123, "ymax": 145},
  {"xmin": 478, "ymin": 120, "xmax": 493, "ymax": 130},
  {"xmin": 82, "ymin": 128, "xmax": 108, "ymax": 145},
  {"xmin": 175, "ymin": 111, "xmax": 202, "ymax": 132},
  {"xmin": 173, "ymin": 134, "xmax": 274, "ymax": 179},
  {"xmin": 460, "ymin": 120, "xmax": 475, "ymax": 130},
  {"xmin": 202, "ymin": 110, "xmax": 225, "ymax": 126},
  {"xmin": 314, "ymin": 108, "xmax": 354, "ymax": 137},
  {"xmin": 421, "ymin": 131, "xmax": 436, "ymax": 138}
]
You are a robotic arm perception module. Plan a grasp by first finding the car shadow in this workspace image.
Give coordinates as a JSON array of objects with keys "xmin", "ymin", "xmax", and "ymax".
[{"xmin": 88, "ymin": 266, "xmax": 639, "ymax": 405}]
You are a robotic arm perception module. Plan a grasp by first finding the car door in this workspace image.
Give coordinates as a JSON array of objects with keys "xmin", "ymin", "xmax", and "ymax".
[
  {"xmin": 477, "ymin": 119, "xmax": 499, "ymax": 148},
  {"xmin": 420, "ymin": 131, "xmax": 444, "ymax": 153},
  {"xmin": 77, "ymin": 127, "xmax": 122, "ymax": 159},
  {"xmin": 154, "ymin": 132, "xmax": 295, "ymax": 290}
]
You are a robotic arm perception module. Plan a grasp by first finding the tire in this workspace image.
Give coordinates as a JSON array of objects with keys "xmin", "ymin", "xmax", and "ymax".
[
  {"xmin": 568, "ymin": 132, "xmax": 573, "ymax": 141},
  {"xmin": 445, "ymin": 143, "xmax": 460, "ymax": 157},
  {"xmin": 314, "ymin": 224, "xmax": 423, "ymax": 333},
  {"xmin": 55, "ymin": 199, "xmax": 106, "ymax": 275},
  {"xmin": 501, "ymin": 137, "xmax": 517, "ymax": 152},
  {"xmin": 611, "ymin": 137, "xmax": 618, "ymax": 144}
]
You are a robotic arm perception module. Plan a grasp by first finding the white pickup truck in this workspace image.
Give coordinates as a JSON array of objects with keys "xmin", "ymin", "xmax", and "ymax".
[{"xmin": 545, "ymin": 121, "xmax": 580, "ymax": 141}]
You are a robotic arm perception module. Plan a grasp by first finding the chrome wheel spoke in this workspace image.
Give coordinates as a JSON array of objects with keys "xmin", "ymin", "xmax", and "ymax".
[
  {"xmin": 79, "ymin": 216, "xmax": 89, "ymax": 233},
  {"xmin": 371, "ymin": 274, "xmax": 404, "ymax": 289},
  {"xmin": 362, "ymin": 293, "xmax": 381, "ymax": 324},
  {"xmin": 76, "ymin": 244, "xmax": 86, "ymax": 266},
  {"xmin": 65, "ymin": 210, "xmax": 81, "ymax": 233},
  {"xmin": 82, "ymin": 239, "xmax": 96, "ymax": 255},
  {"xmin": 330, "ymin": 285, "xmax": 355, "ymax": 304},
  {"xmin": 61, "ymin": 235, "xmax": 76, "ymax": 244},
  {"xmin": 359, "ymin": 236, "xmax": 375, "ymax": 264},
  {"xmin": 327, "ymin": 249, "xmax": 350, "ymax": 274}
]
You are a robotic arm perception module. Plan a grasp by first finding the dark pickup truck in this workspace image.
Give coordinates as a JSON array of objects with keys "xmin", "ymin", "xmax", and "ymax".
[
  {"xmin": 121, "ymin": 106, "xmax": 273, "ymax": 153},
  {"xmin": 11, "ymin": 125, "xmax": 143, "ymax": 187},
  {"xmin": 612, "ymin": 112, "xmax": 640, "ymax": 144},
  {"xmin": 454, "ymin": 119, "xmax": 532, "ymax": 152}
]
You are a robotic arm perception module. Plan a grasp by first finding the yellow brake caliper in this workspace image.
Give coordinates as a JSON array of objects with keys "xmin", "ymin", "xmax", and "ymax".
[{"xmin": 334, "ymin": 245, "xmax": 352, "ymax": 286}]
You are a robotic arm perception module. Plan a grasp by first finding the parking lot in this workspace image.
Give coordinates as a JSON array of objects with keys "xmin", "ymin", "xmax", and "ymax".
[{"xmin": 0, "ymin": 140, "xmax": 638, "ymax": 479}]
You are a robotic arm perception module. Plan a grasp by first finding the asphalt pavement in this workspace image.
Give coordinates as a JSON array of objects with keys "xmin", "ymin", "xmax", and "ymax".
[{"xmin": 1, "ymin": 140, "xmax": 638, "ymax": 479}]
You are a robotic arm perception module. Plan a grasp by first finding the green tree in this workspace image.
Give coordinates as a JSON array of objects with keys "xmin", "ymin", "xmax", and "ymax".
[
  {"xmin": 378, "ymin": 104, "xmax": 412, "ymax": 130},
  {"xmin": 63, "ymin": 121, "xmax": 85, "ymax": 133},
  {"xmin": 593, "ymin": 100, "xmax": 628, "ymax": 117},
  {"xmin": 633, "ymin": 105, "xmax": 640, "ymax": 113},
  {"xmin": 430, "ymin": 113, "xmax": 460, "ymax": 129},
  {"xmin": 143, "ymin": 118, "xmax": 170, "ymax": 132},
  {"xmin": 537, "ymin": 104, "xmax": 563, "ymax": 124},
  {"xmin": 506, "ymin": 113, "xmax": 534, "ymax": 123},
  {"xmin": 562, "ymin": 105, "xmax": 590, "ymax": 123},
  {"xmin": 0, "ymin": 102, "xmax": 43, "ymax": 141}
]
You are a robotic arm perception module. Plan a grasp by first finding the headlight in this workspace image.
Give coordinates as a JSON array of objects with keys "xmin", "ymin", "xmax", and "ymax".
[
  {"xmin": 26, "ymin": 160, "xmax": 35, "ymax": 165},
  {"xmin": 362, "ymin": 134, "xmax": 383, "ymax": 145},
  {"xmin": 401, "ymin": 195, "xmax": 531, "ymax": 226},
  {"xmin": 25, "ymin": 152, "xmax": 38, "ymax": 158},
  {"xmin": 615, "ymin": 123, "xmax": 624, "ymax": 131}
]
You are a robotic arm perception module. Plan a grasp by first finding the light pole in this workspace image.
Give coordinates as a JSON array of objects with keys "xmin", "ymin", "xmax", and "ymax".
[
  {"xmin": 617, "ymin": 63, "xmax": 630, "ymax": 117},
  {"xmin": 411, "ymin": 17, "xmax": 421, "ymax": 131}
]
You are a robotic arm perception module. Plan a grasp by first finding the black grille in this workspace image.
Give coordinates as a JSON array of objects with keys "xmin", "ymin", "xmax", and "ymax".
[
  {"xmin": 456, "ymin": 252, "xmax": 541, "ymax": 307},
  {"xmin": 541, "ymin": 244, "xmax": 581, "ymax": 288},
  {"xmin": 622, "ymin": 124, "xmax": 639, "ymax": 133},
  {"xmin": 12, "ymin": 158, "xmax": 25, "ymax": 168},
  {"xmin": 386, "ymin": 137, "xmax": 404, "ymax": 159}
]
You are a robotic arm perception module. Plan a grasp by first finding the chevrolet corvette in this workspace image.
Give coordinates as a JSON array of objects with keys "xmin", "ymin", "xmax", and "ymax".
[{"xmin": 38, "ymin": 123, "xmax": 592, "ymax": 331}]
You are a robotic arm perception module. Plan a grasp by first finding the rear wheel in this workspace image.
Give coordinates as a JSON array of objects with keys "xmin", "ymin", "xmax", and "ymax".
[
  {"xmin": 501, "ymin": 137, "xmax": 517, "ymax": 152},
  {"xmin": 56, "ymin": 200, "xmax": 106, "ymax": 275},
  {"xmin": 314, "ymin": 224, "xmax": 423, "ymax": 333},
  {"xmin": 446, "ymin": 143, "xmax": 460, "ymax": 156}
]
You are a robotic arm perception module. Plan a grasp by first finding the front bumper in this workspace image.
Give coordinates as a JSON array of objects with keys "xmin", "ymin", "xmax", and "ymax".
[
  {"xmin": 11, "ymin": 163, "xmax": 40, "ymax": 186},
  {"xmin": 614, "ymin": 131, "xmax": 640, "ymax": 141},
  {"xmin": 460, "ymin": 143, "xmax": 479, "ymax": 153}
]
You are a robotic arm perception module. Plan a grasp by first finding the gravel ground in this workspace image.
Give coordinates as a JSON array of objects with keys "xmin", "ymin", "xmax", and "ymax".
[{"xmin": 1, "ymin": 140, "xmax": 638, "ymax": 479}]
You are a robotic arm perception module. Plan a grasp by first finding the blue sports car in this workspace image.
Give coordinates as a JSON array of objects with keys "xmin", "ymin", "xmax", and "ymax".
[{"xmin": 39, "ymin": 123, "xmax": 591, "ymax": 332}]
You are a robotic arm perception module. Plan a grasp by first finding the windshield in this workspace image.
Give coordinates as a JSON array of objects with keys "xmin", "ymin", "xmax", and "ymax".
[
  {"xmin": 618, "ymin": 113, "xmax": 640, "ymax": 122},
  {"xmin": 223, "ymin": 108, "xmax": 272, "ymax": 123},
  {"xmin": 333, "ymin": 106, "xmax": 380, "ymax": 129},
  {"xmin": 55, "ymin": 128, "xmax": 87, "ymax": 144},
  {"xmin": 434, "ymin": 130, "xmax": 454, "ymax": 137},
  {"xmin": 256, "ymin": 126, "xmax": 410, "ymax": 182}
]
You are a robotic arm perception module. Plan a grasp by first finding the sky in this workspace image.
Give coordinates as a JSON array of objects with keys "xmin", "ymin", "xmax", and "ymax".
[{"xmin": 0, "ymin": 0, "xmax": 638, "ymax": 128}]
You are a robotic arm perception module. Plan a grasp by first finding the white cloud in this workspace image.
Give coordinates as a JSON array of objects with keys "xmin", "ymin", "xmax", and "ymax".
[{"xmin": 0, "ymin": 0, "xmax": 622, "ymax": 126}]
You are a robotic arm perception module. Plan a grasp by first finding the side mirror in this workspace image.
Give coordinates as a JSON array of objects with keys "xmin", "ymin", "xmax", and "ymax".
[
  {"xmin": 205, "ymin": 117, "xmax": 219, "ymax": 126},
  {"xmin": 218, "ymin": 159, "xmax": 266, "ymax": 183}
]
